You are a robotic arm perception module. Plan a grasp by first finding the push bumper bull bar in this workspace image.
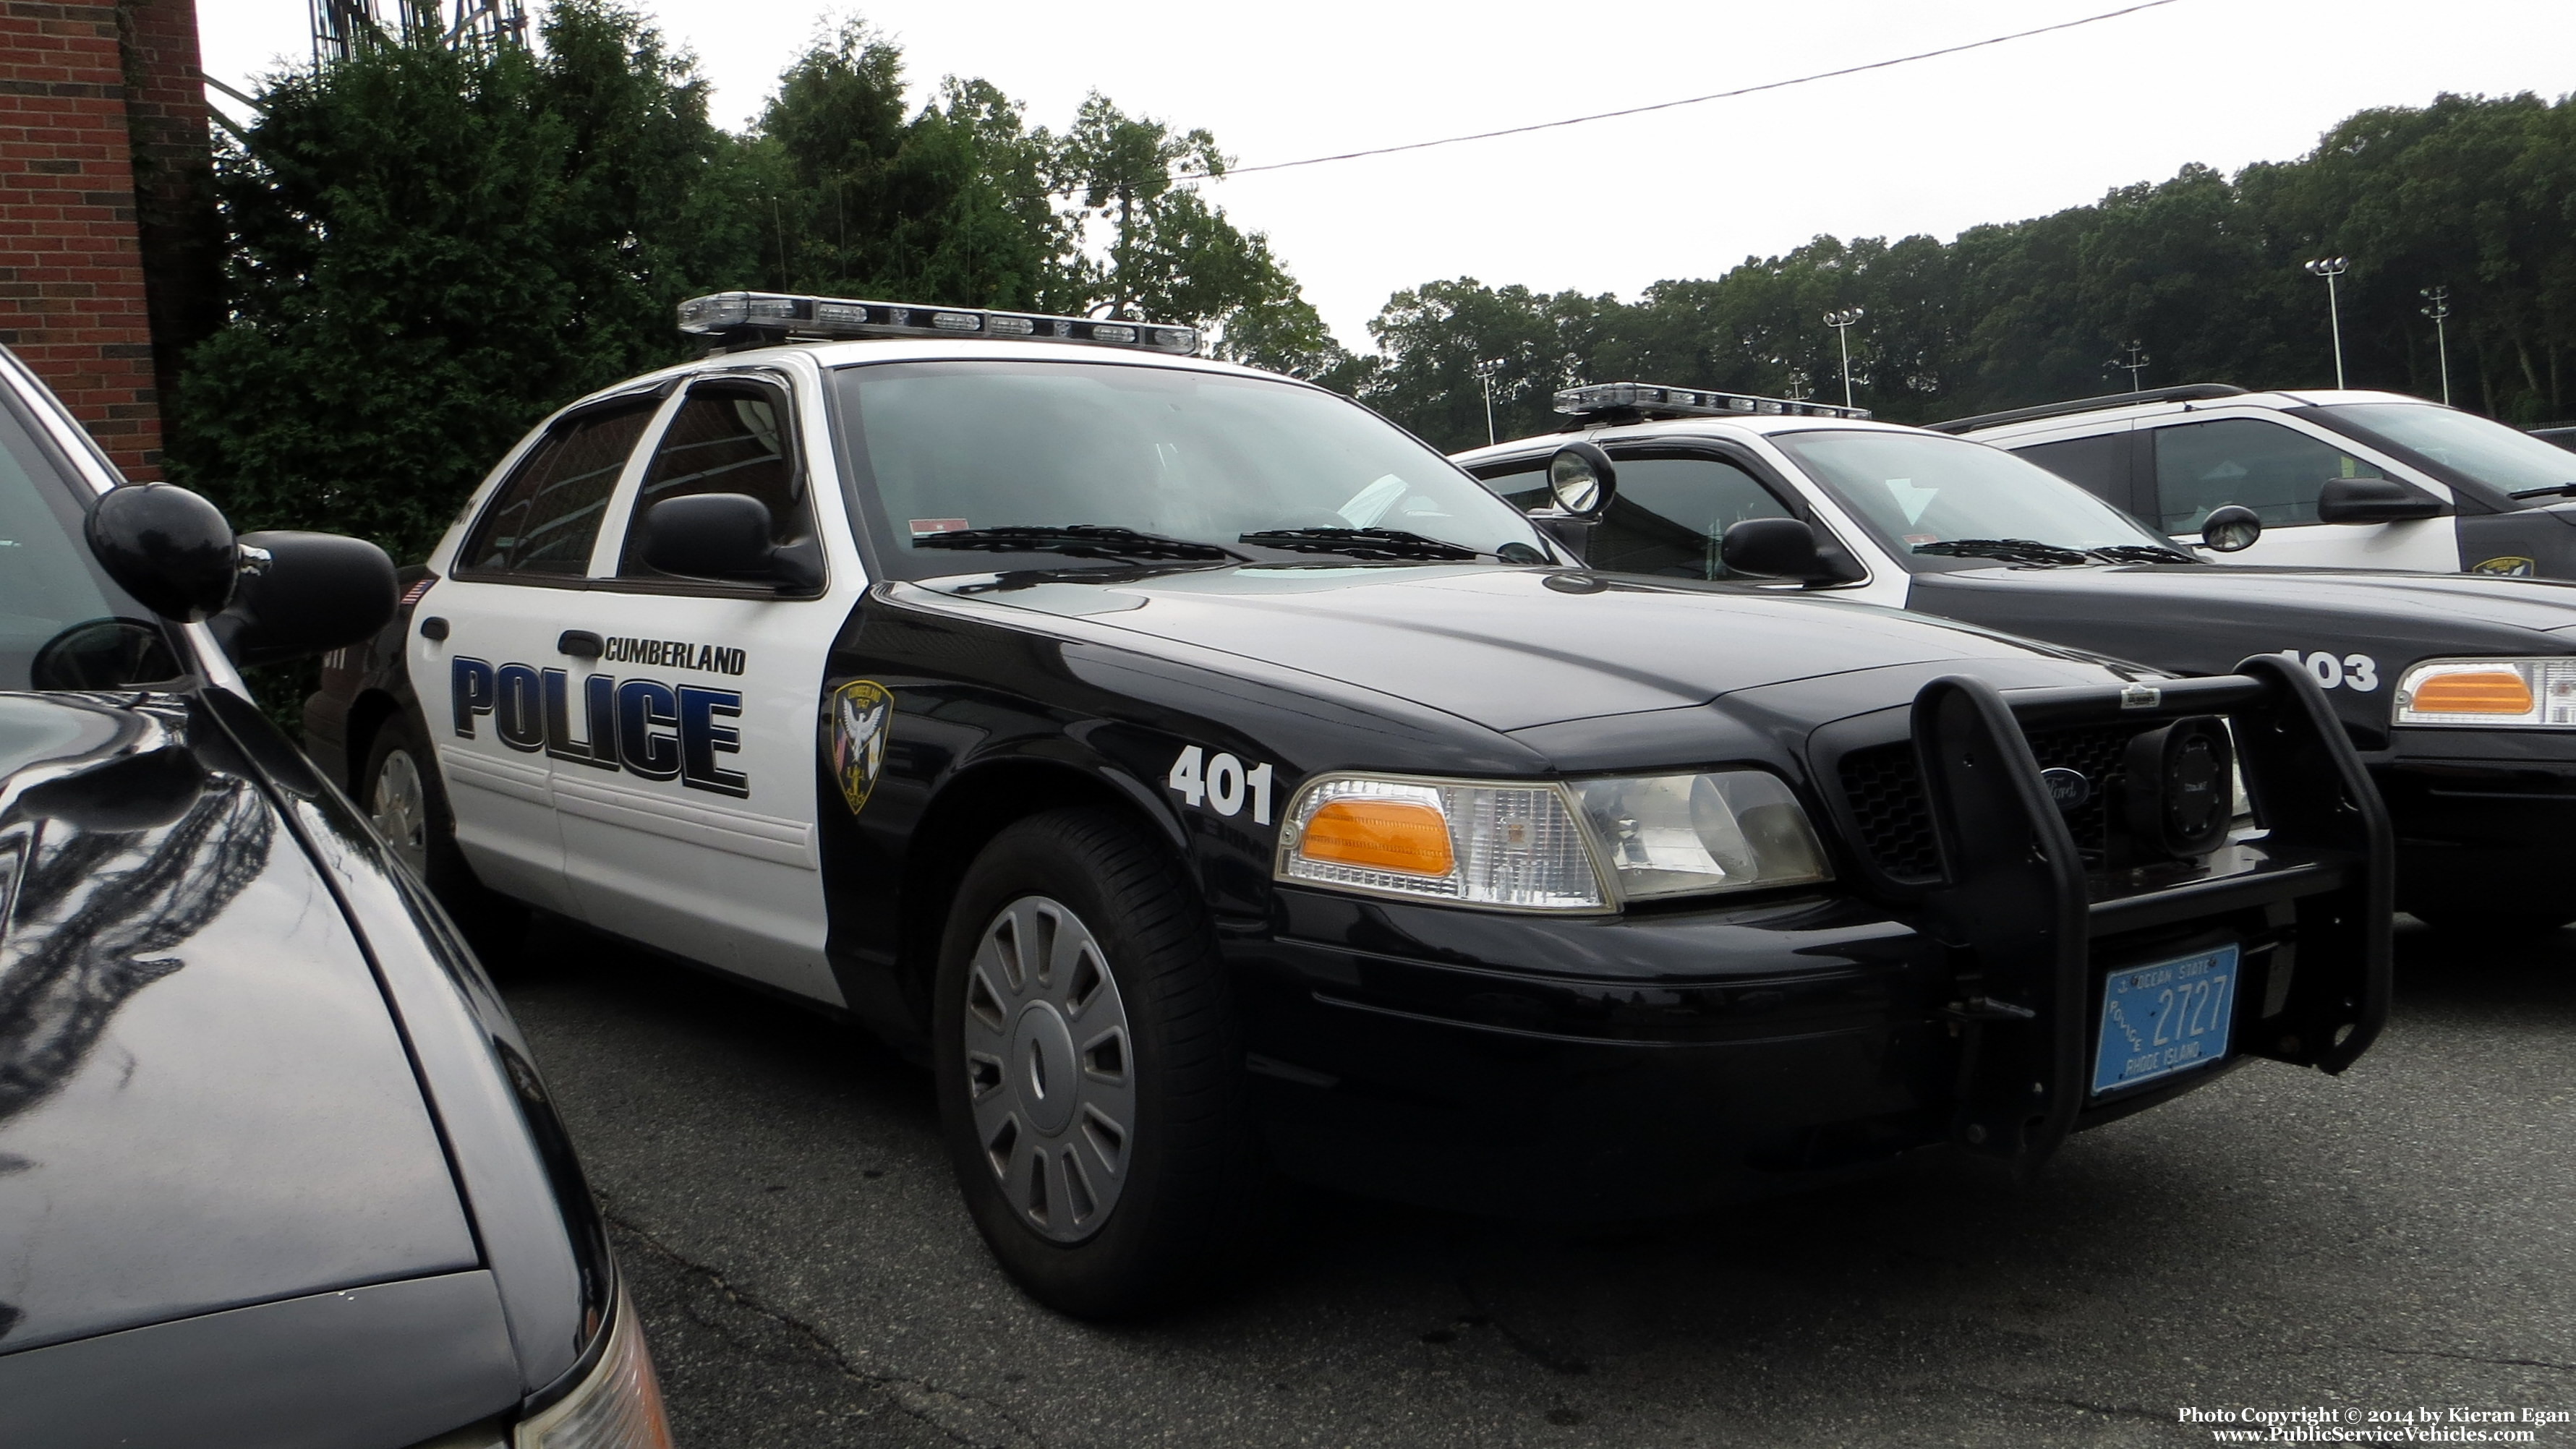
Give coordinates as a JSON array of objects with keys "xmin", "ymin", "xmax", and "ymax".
[{"xmin": 1910, "ymin": 654, "xmax": 2391, "ymax": 1168}]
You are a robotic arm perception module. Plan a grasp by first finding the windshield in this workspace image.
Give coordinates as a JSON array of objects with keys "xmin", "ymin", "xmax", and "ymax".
[
  {"xmin": 1770, "ymin": 429, "xmax": 2179, "ymax": 568},
  {"xmin": 0, "ymin": 388, "xmax": 178, "ymax": 689},
  {"xmin": 2309, "ymin": 403, "xmax": 2576, "ymax": 500},
  {"xmin": 831, "ymin": 360, "xmax": 1548, "ymax": 578}
]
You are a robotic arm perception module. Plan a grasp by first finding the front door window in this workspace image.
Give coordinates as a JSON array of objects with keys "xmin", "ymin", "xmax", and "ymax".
[{"xmin": 2151, "ymin": 418, "xmax": 2383, "ymax": 533}]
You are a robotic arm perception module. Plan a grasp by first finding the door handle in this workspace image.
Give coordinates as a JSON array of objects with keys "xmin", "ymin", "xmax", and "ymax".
[
  {"xmin": 418, "ymin": 615, "xmax": 449, "ymax": 641},
  {"xmin": 558, "ymin": 630, "xmax": 604, "ymax": 659}
]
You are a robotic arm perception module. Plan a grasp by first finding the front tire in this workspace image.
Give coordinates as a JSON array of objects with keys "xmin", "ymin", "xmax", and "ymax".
[{"xmin": 933, "ymin": 808, "xmax": 1262, "ymax": 1316}]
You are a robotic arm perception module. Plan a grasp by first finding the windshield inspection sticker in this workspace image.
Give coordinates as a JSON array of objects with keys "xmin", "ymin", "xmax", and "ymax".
[
  {"xmin": 828, "ymin": 680, "xmax": 893, "ymax": 816},
  {"xmin": 1168, "ymin": 745, "xmax": 1275, "ymax": 825},
  {"xmin": 2274, "ymin": 649, "xmax": 2379, "ymax": 692}
]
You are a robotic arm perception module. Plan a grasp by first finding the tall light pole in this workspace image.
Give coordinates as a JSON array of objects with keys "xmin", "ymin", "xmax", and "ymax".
[
  {"xmin": 1822, "ymin": 308, "xmax": 1865, "ymax": 410},
  {"xmin": 2420, "ymin": 286, "xmax": 2452, "ymax": 406},
  {"xmin": 1472, "ymin": 358, "xmax": 1503, "ymax": 447},
  {"xmin": 2304, "ymin": 257, "xmax": 2351, "ymax": 389},
  {"xmin": 2105, "ymin": 340, "xmax": 2150, "ymax": 393}
]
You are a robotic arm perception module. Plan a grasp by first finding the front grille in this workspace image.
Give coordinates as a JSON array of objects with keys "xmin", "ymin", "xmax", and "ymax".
[
  {"xmin": 1835, "ymin": 721, "xmax": 2165, "ymax": 882},
  {"xmin": 1838, "ymin": 745, "xmax": 1940, "ymax": 881}
]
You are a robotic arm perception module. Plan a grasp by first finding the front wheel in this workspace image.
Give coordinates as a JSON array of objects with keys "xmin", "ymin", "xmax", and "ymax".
[{"xmin": 932, "ymin": 808, "xmax": 1263, "ymax": 1317}]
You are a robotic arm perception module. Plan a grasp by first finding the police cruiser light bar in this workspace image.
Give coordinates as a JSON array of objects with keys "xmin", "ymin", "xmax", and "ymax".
[
  {"xmin": 676, "ymin": 291, "xmax": 1200, "ymax": 355},
  {"xmin": 1554, "ymin": 381, "xmax": 1871, "ymax": 421}
]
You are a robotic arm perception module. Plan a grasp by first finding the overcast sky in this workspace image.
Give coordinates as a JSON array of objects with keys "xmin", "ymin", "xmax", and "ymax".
[{"xmin": 194, "ymin": 0, "xmax": 2576, "ymax": 349}]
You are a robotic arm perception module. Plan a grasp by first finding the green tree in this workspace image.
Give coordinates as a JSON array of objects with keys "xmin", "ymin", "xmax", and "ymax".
[
  {"xmin": 171, "ymin": 0, "xmax": 755, "ymax": 563},
  {"xmin": 1049, "ymin": 95, "xmax": 1338, "ymax": 375},
  {"xmin": 1342, "ymin": 92, "xmax": 2576, "ymax": 444}
]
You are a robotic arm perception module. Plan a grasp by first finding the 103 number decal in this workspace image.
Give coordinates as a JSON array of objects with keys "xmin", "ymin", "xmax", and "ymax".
[
  {"xmin": 1167, "ymin": 745, "xmax": 1275, "ymax": 824},
  {"xmin": 2274, "ymin": 649, "xmax": 2378, "ymax": 693}
]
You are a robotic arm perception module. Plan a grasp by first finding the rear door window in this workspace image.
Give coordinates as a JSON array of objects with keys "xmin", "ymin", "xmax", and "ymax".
[
  {"xmin": 615, "ymin": 379, "xmax": 811, "ymax": 580},
  {"xmin": 458, "ymin": 401, "xmax": 657, "ymax": 576},
  {"xmin": 2151, "ymin": 418, "xmax": 2383, "ymax": 531}
]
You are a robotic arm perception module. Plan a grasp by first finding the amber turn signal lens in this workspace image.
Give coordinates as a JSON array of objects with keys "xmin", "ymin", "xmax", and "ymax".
[
  {"xmin": 1299, "ymin": 798, "xmax": 1455, "ymax": 876},
  {"xmin": 2410, "ymin": 669, "xmax": 2534, "ymax": 714}
]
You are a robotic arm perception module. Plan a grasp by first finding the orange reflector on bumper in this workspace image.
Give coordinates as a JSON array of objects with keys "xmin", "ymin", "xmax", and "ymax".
[
  {"xmin": 2410, "ymin": 669, "xmax": 2534, "ymax": 714},
  {"xmin": 1300, "ymin": 798, "xmax": 1455, "ymax": 876}
]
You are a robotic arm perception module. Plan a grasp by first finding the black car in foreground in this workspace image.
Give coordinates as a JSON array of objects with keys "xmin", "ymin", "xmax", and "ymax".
[
  {"xmin": 0, "ymin": 345, "xmax": 671, "ymax": 1448},
  {"xmin": 313, "ymin": 293, "xmax": 2392, "ymax": 1316},
  {"xmin": 1458, "ymin": 382, "xmax": 2576, "ymax": 932}
]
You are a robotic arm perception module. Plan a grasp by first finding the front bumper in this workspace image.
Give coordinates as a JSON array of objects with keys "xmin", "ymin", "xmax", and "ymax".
[
  {"xmin": 1229, "ymin": 662, "xmax": 2388, "ymax": 1219},
  {"xmin": 2376, "ymin": 732, "xmax": 2576, "ymax": 912}
]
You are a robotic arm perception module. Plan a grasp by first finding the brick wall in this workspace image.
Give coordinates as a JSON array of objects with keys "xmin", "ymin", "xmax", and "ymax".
[{"xmin": 0, "ymin": 0, "xmax": 213, "ymax": 482}]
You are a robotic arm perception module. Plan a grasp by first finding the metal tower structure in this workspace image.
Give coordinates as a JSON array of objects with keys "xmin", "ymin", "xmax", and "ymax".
[{"xmin": 312, "ymin": 0, "xmax": 528, "ymax": 65}]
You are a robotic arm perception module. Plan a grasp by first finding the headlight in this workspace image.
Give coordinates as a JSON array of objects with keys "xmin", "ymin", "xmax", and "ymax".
[
  {"xmin": 515, "ymin": 1283, "xmax": 673, "ymax": 1449},
  {"xmin": 2393, "ymin": 657, "xmax": 2576, "ymax": 727},
  {"xmin": 1275, "ymin": 769, "xmax": 1830, "ymax": 911}
]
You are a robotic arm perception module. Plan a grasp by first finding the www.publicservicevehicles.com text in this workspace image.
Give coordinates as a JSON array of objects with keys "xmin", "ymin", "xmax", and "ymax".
[{"xmin": 2185, "ymin": 1406, "xmax": 2568, "ymax": 1443}]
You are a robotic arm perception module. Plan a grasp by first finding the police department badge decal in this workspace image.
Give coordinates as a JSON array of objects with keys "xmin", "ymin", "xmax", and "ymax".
[{"xmin": 828, "ymin": 680, "xmax": 893, "ymax": 816}]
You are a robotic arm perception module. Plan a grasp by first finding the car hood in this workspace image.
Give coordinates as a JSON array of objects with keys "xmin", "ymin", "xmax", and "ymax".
[
  {"xmin": 924, "ymin": 563, "xmax": 2124, "ymax": 731},
  {"xmin": 1911, "ymin": 563, "xmax": 2576, "ymax": 662},
  {"xmin": 0, "ymin": 692, "xmax": 475, "ymax": 1356},
  {"xmin": 1929, "ymin": 562, "xmax": 2576, "ymax": 633}
]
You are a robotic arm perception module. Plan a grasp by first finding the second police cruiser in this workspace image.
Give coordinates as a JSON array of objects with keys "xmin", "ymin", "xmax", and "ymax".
[
  {"xmin": 312, "ymin": 296, "xmax": 2392, "ymax": 1315},
  {"xmin": 1456, "ymin": 381, "xmax": 2576, "ymax": 933},
  {"xmin": 1944, "ymin": 383, "xmax": 2576, "ymax": 578}
]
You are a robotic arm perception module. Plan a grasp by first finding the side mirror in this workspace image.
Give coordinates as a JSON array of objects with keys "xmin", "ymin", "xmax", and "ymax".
[
  {"xmin": 1546, "ymin": 443, "xmax": 1618, "ymax": 521},
  {"xmin": 1720, "ymin": 517, "xmax": 1860, "ymax": 584},
  {"xmin": 2316, "ymin": 476, "xmax": 2446, "ymax": 525},
  {"xmin": 2198, "ymin": 505, "xmax": 2264, "ymax": 552},
  {"xmin": 85, "ymin": 483, "xmax": 241, "ymax": 621},
  {"xmin": 208, "ymin": 531, "xmax": 398, "ymax": 667},
  {"xmin": 641, "ymin": 493, "xmax": 823, "ymax": 592}
]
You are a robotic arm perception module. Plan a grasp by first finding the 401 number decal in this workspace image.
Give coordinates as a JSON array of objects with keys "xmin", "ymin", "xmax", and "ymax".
[
  {"xmin": 2273, "ymin": 649, "xmax": 2379, "ymax": 693},
  {"xmin": 1167, "ymin": 745, "xmax": 1276, "ymax": 824}
]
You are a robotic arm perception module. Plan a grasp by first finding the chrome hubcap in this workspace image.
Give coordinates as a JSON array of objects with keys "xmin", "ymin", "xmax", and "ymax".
[
  {"xmin": 370, "ymin": 748, "xmax": 430, "ymax": 879},
  {"xmin": 963, "ymin": 895, "xmax": 1134, "ymax": 1243}
]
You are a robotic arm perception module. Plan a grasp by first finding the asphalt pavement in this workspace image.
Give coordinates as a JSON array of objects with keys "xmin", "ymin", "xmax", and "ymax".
[{"xmin": 492, "ymin": 917, "xmax": 2576, "ymax": 1448}]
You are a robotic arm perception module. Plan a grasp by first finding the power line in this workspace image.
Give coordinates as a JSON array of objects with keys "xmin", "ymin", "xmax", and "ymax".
[{"xmin": 1215, "ymin": 0, "xmax": 2183, "ymax": 179}]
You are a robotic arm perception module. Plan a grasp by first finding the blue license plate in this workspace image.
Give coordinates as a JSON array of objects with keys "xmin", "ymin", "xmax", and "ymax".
[{"xmin": 2091, "ymin": 944, "xmax": 2239, "ymax": 1095}]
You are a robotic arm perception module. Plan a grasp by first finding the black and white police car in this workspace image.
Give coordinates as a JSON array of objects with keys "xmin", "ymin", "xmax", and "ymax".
[
  {"xmin": 0, "ymin": 344, "xmax": 672, "ymax": 1448},
  {"xmin": 1942, "ymin": 383, "xmax": 2576, "ymax": 578},
  {"xmin": 1456, "ymin": 380, "xmax": 2576, "ymax": 931},
  {"xmin": 312, "ymin": 295, "xmax": 2392, "ymax": 1316}
]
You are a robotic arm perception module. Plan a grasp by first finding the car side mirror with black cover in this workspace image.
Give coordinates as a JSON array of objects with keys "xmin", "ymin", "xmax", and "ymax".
[
  {"xmin": 2315, "ymin": 476, "xmax": 2447, "ymax": 525},
  {"xmin": 87, "ymin": 483, "xmax": 398, "ymax": 669},
  {"xmin": 209, "ymin": 531, "xmax": 399, "ymax": 667},
  {"xmin": 641, "ymin": 493, "xmax": 824, "ymax": 592},
  {"xmin": 1718, "ymin": 517, "xmax": 1866, "ymax": 584}
]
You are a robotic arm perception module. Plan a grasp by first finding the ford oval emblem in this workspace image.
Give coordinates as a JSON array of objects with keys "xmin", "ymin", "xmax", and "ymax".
[{"xmin": 2040, "ymin": 766, "xmax": 2091, "ymax": 812}]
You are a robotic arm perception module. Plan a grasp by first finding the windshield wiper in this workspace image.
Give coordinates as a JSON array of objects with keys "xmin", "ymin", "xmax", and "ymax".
[
  {"xmin": 1911, "ymin": 537, "xmax": 2091, "ymax": 568},
  {"xmin": 2508, "ymin": 483, "xmax": 2576, "ymax": 500},
  {"xmin": 912, "ymin": 525, "xmax": 1250, "ymax": 563},
  {"xmin": 1237, "ymin": 526, "xmax": 1488, "ymax": 561},
  {"xmin": 2086, "ymin": 543, "xmax": 2198, "ymax": 565}
]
